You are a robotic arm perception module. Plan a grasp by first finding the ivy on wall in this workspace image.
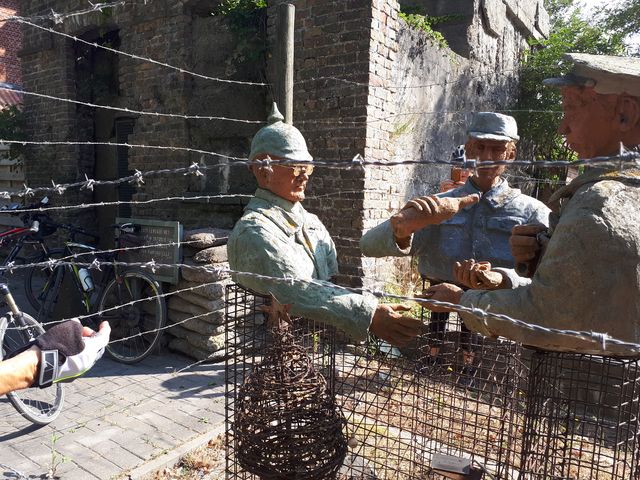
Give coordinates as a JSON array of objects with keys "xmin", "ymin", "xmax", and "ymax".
[
  {"xmin": 212, "ymin": 0, "xmax": 268, "ymax": 73},
  {"xmin": 398, "ymin": 7, "xmax": 458, "ymax": 50}
]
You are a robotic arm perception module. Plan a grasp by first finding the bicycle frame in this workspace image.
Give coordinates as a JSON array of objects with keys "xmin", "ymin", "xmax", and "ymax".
[
  {"xmin": 0, "ymin": 283, "xmax": 38, "ymax": 344},
  {"xmin": 0, "ymin": 225, "xmax": 53, "ymax": 270}
]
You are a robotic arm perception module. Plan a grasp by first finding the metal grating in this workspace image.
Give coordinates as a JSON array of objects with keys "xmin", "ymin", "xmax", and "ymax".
[
  {"xmin": 519, "ymin": 351, "xmax": 640, "ymax": 480},
  {"xmin": 225, "ymin": 283, "xmax": 640, "ymax": 479}
]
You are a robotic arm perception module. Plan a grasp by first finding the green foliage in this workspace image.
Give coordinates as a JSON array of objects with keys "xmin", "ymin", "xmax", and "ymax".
[
  {"xmin": 601, "ymin": 0, "xmax": 640, "ymax": 50},
  {"xmin": 0, "ymin": 106, "xmax": 25, "ymax": 157},
  {"xmin": 213, "ymin": 0, "xmax": 266, "ymax": 30},
  {"xmin": 0, "ymin": 106, "xmax": 24, "ymax": 141},
  {"xmin": 212, "ymin": 0, "xmax": 267, "ymax": 72},
  {"xmin": 513, "ymin": 3, "xmax": 627, "ymax": 162},
  {"xmin": 398, "ymin": 8, "xmax": 451, "ymax": 50}
]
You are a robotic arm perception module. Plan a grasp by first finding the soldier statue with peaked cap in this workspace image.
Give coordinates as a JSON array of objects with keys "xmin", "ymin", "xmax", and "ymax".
[
  {"xmin": 426, "ymin": 53, "xmax": 640, "ymax": 355},
  {"xmin": 227, "ymin": 104, "xmax": 422, "ymax": 347}
]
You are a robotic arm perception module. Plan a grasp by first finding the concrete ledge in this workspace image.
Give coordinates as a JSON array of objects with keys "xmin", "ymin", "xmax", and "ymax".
[{"xmin": 122, "ymin": 422, "xmax": 226, "ymax": 480}]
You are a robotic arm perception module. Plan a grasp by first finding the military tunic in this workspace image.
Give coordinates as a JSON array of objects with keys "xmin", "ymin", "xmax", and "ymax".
[
  {"xmin": 227, "ymin": 188, "xmax": 377, "ymax": 341},
  {"xmin": 360, "ymin": 178, "xmax": 550, "ymax": 283},
  {"xmin": 460, "ymin": 168, "xmax": 640, "ymax": 355}
]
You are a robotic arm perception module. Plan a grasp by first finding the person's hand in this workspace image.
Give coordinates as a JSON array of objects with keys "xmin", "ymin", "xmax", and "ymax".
[
  {"xmin": 454, "ymin": 260, "xmax": 504, "ymax": 290},
  {"xmin": 369, "ymin": 304, "xmax": 422, "ymax": 347},
  {"xmin": 391, "ymin": 194, "xmax": 480, "ymax": 240},
  {"xmin": 33, "ymin": 319, "xmax": 110, "ymax": 387},
  {"xmin": 510, "ymin": 223, "xmax": 547, "ymax": 277},
  {"xmin": 439, "ymin": 180, "xmax": 465, "ymax": 192},
  {"xmin": 421, "ymin": 283, "xmax": 464, "ymax": 313}
]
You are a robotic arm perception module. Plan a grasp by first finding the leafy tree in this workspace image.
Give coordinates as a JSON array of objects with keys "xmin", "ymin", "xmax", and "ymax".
[
  {"xmin": 602, "ymin": 0, "xmax": 640, "ymax": 42},
  {"xmin": 0, "ymin": 106, "xmax": 25, "ymax": 157},
  {"xmin": 513, "ymin": 1, "xmax": 626, "ymax": 162}
]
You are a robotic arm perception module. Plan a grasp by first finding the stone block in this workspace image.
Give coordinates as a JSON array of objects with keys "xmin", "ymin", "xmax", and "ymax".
[
  {"xmin": 168, "ymin": 313, "xmax": 226, "ymax": 336},
  {"xmin": 174, "ymin": 279, "xmax": 227, "ymax": 301},
  {"xmin": 173, "ymin": 290, "xmax": 225, "ymax": 311},
  {"xmin": 481, "ymin": 0, "xmax": 506, "ymax": 37},
  {"xmin": 193, "ymin": 245, "xmax": 228, "ymax": 264},
  {"xmin": 183, "ymin": 227, "xmax": 232, "ymax": 249},
  {"xmin": 168, "ymin": 337, "xmax": 227, "ymax": 361},
  {"xmin": 170, "ymin": 324, "xmax": 226, "ymax": 352},
  {"xmin": 536, "ymin": 1, "xmax": 550, "ymax": 38},
  {"xmin": 168, "ymin": 295, "xmax": 222, "ymax": 316},
  {"xmin": 168, "ymin": 307, "xmax": 225, "ymax": 326}
]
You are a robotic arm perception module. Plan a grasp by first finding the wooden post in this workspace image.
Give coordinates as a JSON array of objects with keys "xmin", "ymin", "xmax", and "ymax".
[{"xmin": 276, "ymin": 3, "xmax": 295, "ymax": 124}]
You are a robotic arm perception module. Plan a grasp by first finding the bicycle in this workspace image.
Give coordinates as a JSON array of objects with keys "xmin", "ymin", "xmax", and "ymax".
[
  {"xmin": 38, "ymin": 223, "xmax": 167, "ymax": 364},
  {"xmin": 0, "ymin": 282, "xmax": 65, "ymax": 425},
  {"xmin": 0, "ymin": 197, "xmax": 66, "ymax": 311}
]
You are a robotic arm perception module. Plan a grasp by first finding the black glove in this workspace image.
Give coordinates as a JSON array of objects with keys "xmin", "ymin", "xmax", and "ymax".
[{"xmin": 8, "ymin": 319, "xmax": 109, "ymax": 388}]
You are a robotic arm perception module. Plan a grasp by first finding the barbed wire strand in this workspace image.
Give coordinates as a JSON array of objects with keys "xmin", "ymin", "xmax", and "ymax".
[
  {"xmin": 6, "ymin": 260, "xmax": 639, "ymax": 355},
  {"xmin": 0, "ymin": 11, "xmax": 578, "ymax": 93},
  {"xmin": 0, "ymin": 13, "xmax": 268, "ymax": 87},
  {"xmin": 0, "ymin": 85, "xmax": 263, "ymax": 124},
  {"xmin": 0, "ymin": 0, "xmax": 127, "ymax": 24},
  {"xmin": 1, "ymin": 139, "xmax": 638, "ymax": 200}
]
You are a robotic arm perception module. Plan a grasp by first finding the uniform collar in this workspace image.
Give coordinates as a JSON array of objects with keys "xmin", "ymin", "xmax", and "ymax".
[
  {"xmin": 466, "ymin": 177, "xmax": 520, "ymax": 208},
  {"xmin": 254, "ymin": 188, "xmax": 298, "ymax": 213},
  {"xmin": 250, "ymin": 188, "xmax": 306, "ymax": 231}
]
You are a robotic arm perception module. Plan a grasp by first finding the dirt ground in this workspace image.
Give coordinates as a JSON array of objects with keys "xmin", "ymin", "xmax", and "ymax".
[{"xmin": 142, "ymin": 435, "xmax": 225, "ymax": 480}]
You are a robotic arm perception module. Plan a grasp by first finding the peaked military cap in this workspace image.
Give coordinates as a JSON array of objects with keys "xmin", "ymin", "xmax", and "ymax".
[
  {"xmin": 467, "ymin": 112, "xmax": 519, "ymax": 142},
  {"xmin": 544, "ymin": 53, "xmax": 640, "ymax": 97}
]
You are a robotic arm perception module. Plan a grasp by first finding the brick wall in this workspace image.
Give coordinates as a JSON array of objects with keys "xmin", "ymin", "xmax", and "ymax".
[
  {"xmin": 20, "ymin": 0, "xmax": 266, "ymax": 236},
  {"xmin": 0, "ymin": 0, "xmax": 22, "ymax": 84},
  {"xmin": 19, "ymin": 0, "xmax": 547, "ymax": 289},
  {"xmin": 266, "ymin": 0, "xmax": 375, "ymax": 287}
]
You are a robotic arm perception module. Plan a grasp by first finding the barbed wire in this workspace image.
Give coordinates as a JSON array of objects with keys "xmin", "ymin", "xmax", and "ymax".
[
  {"xmin": 1, "ymin": 139, "xmax": 638, "ymax": 200},
  {"xmin": 5, "ymin": 259, "xmax": 639, "ymax": 355},
  {"xmin": 0, "ymin": 0, "xmax": 128, "ymax": 24},
  {"xmin": 0, "ymin": 12, "xmax": 268, "ymax": 87},
  {"xmin": 1, "ymin": 10, "xmax": 575, "ymax": 95},
  {"xmin": 0, "ymin": 85, "xmax": 263, "ymax": 124}
]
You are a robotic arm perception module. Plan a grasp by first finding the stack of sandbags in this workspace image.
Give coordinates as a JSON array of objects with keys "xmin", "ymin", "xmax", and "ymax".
[{"xmin": 166, "ymin": 227, "xmax": 232, "ymax": 361}]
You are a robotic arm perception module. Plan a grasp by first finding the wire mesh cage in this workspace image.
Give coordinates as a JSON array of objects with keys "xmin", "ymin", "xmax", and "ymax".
[
  {"xmin": 225, "ymin": 284, "xmax": 340, "ymax": 480},
  {"xmin": 225, "ymin": 283, "xmax": 640, "ymax": 479},
  {"xmin": 519, "ymin": 351, "xmax": 640, "ymax": 480},
  {"xmin": 334, "ymin": 308, "xmax": 527, "ymax": 479}
]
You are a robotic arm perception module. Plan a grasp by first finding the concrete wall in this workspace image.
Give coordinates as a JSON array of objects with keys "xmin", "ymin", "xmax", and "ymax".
[{"xmin": 0, "ymin": 0, "xmax": 21, "ymax": 85}]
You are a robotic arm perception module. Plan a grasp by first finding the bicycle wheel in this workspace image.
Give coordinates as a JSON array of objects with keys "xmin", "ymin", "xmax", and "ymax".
[
  {"xmin": 24, "ymin": 248, "xmax": 66, "ymax": 311},
  {"xmin": 1, "ymin": 313, "xmax": 65, "ymax": 425},
  {"xmin": 96, "ymin": 269, "xmax": 166, "ymax": 364}
]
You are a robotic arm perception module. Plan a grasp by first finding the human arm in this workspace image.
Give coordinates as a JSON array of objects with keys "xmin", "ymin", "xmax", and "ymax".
[
  {"xmin": 457, "ymin": 181, "xmax": 640, "ymax": 354},
  {"xmin": 0, "ymin": 319, "xmax": 110, "ymax": 395},
  {"xmin": 390, "ymin": 194, "xmax": 480, "ymax": 247},
  {"xmin": 229, "ymin": 226, "xmax": 421, "ymax": 344},
  {"xmin": 0, "ymin": 347, "xmax": 40, "ymax": 395},
  {"xmin": 510, "ymin": 224, "xmax": 549, "ymax": 277}
]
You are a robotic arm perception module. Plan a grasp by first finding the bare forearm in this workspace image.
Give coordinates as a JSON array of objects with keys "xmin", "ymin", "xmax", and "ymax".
[{"xmin": 0, "ymin": 347, "xmax": 39, "ymax": 395}]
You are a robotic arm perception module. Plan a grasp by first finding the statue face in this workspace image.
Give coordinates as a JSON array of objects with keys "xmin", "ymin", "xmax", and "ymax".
[
  {"xmin": 559, "ymin": 87, "xmax": 620, "ymax": 159},
  {"xmin": 465, "ymin": 138, "xmax": 516, "ymax": 183},
  {"xmin": 252, "ymin": 155, "xmax": 312, "ymax": 203},
  {"xmin": 267, "ymin": 164, "xmax": 312, "ymax": 203}
]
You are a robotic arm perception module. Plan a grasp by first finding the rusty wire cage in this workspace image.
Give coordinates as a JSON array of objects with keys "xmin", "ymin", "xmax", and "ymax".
[
  {"xmin": 225, "ymin": 284, "xmax": 339, "ymax": 479},
  {"xmin": 519, "ymin": 351, "xmax": 640, "ymax": 480},
  {"xmin": 334, "ymin": 308, "xmax": 527, "ymax": 479},
  {"xmin": 225, "ymin": 284, "xmax": 640, "ymax": 479}
]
